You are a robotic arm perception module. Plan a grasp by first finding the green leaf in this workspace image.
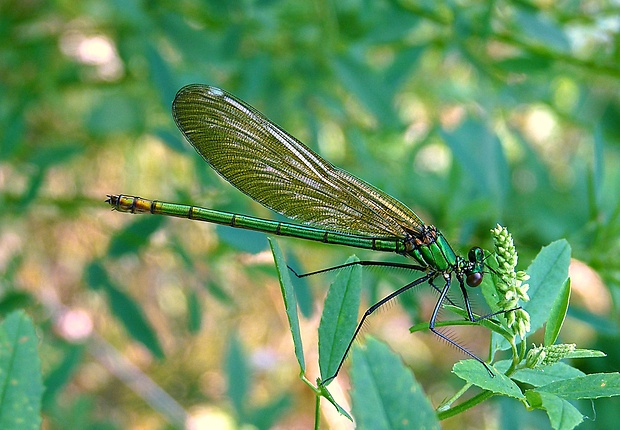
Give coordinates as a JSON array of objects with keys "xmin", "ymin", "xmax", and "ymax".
[
  {"xmin": 441, "ymin": 118, "xmax": 509, "ymax": 203},
  {"xmin": 514, "ymin": 10, "xmax": 570, "ymax": 52},
  {"xmin": 525, "ymin": 240, "xmax": 571, "ymax": 335},
  {"xmin": 269, "ymin": 238, "xmax": 305, "ymax": 372},
  {"xmin": 525, "ymin": 391, "xmax": 583, "ymax": 430},
  {"xmin": 453, "ymin": 360, "xmax": 525, "ymax": 399},
  {"xmin": 186, "ymin": 290, "xmax": 202, "ymax": 333},
  {"xmin": 246, "ymin": 392, "xmax": 292, "ymax": 430},
  {"xmin": 319, "ymin": 255, "xmax": 362, "ymax": 382},
  {"xmin": 544, "ymin": 277, "xmax": 571, "ymax": 346},
  {"xmin": 160, "ymin": 12, "xmax": 219, "ymax": 64},
  {"xmin": 495, "ymin": 55, "xmax": 552, "ymax": 73},
  {"xmin": 50, "ymin": 395, "xmax": 111, "ymax": 428},
  {"xmin": 592, "ymin": 124, "xmax": 604, "ymax": 209},
  {"xmin": 87, "ymin": 93, "xmax": 145, "ymax": 136},
  {"xmin": 332, "ymin": 55, "xmax": 398, "ymax": 128},
  {"xmin": 535, "ymin": 373, "xmax": 620, "ymax": 400},
  {"xmin": 107, "ymin": 216, "xmax": 165, "ymax": 258},
  {"xmin": 16, "ymin": 169, "xmax": 44, "ymax": 210},
  {"xmin": 84, "ymin": 261, "xmax": 110, "ymax": 291},
  {"xmin": 0, "ymin": 311, "xmax": 44, "ymax": 430},
  {"xmin": 350, "ymin": 338, "xmax": 440, "ymax": 430},
  {"xmin": 509, "ymin": 362, "xmax": 585, "ymax": 387},
  {"xmin": 0, "ymin": 109, "xmax": 24, "ymax": 160},
  {"xmin": 319, "ymin": 385, "xmax": 353, "ymax": 421},
  {"xmin": 225, "ymin": 334, "xmax": 250, "ymax": 421},
  {"xmin": 145, "ymin": 42, "xmax": 177, "ymax": 108},
  {"xmin": 105, "ymin": 282, "xmax": 164, "ymax": 359},
  {"xmin": 409, "ymin": 321, "xmax": 429, "ymax": 333},
  {"xmin": 283, "ymin": 251, "xmax": 314, "ymax": 318},
  {"xmin": 43, "ymin": 344, "xmax": 85, "ymax": 409},
  {"xmin": 564, "ymin": 349, "xmax": 606, "ymax": 359},
  {"xmin": 0, "ymin": 291, "xmax": 34, "ymax": 315},
  {"xmin": 205, "ymin": 280, "xmax": 234, "ymax": 306},
  {"xmin": 492, "ymin": 240, "xmax": 571, "ymax": 351},
  {"xmin": 28, "ymin": 143, "xmax": 84, "ymax": 169},
  {"xmin": 385, "ymin": 46, "xmax": 425, "ymax": 88}
]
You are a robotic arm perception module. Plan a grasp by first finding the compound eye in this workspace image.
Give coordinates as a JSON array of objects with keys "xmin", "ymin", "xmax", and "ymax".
[
  {"xmin": 466, "ymin": 272, "xmax": 483, "ymax": 287},
  {"xmin": 468, "ymin": 247, "xmax": 483, "ymax": 263}
]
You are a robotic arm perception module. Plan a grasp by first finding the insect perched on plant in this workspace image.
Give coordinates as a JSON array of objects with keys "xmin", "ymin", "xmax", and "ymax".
[{"xmin": 108, "ymin": 84, "xmax": 508, "ymax": 384}]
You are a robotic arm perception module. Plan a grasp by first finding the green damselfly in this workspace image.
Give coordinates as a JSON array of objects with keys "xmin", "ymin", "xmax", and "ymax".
[{"xmin": 108, "ymin": 84, "xmax": 497, "ymax": 384}]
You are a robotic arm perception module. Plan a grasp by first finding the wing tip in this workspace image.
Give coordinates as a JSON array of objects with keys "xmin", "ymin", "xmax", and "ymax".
[{"xmin": 175, "ymin": 84, "xmax": 224, "ymax": 101}]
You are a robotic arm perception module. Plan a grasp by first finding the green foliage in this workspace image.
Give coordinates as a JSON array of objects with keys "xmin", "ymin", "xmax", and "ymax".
[
  {"xmin": 350, "ymin": 338, "xmax": 440, "ymax": 430},
  {"xmin": 106, "ymin": 217, "xmax": 166, "ymax": 258},
  {"xmin": 86, "ymin": 262, "xmax": 164, "ymax": 359},
  {"xmin": 224, "ymin": 333, "xmax": 293, "ymax": 429},
  {"xmin": 270, "ymin": 228, "xmax": 618, "ymax": 429},
  {"xmin": 0, "ymin": 312, "xmax": 43, "ymax": 430},
  {"xmin": 318, "ymin": 255, "xmax": 362, "ymax": 382},
  {"xmin": 453, "ymin": 360, "xmax": 525, "ymax": 400},
  {"xmin": 545, "ymin": 278, "xmax": 571, "ymax": 346},
  {"xmin": 269, "ymin": 238, "xmax": 305, "ymax": 372},
  {"xmin": 2, "ymin": 0, "xmax": 620, "ymax": 428},
  {"xmin": 522, "ymin": 241, "xmax": 572, "ymax": 337},
  {"xmin": 437, "ymin": 235, "xmax": 616, "ymax": 429},
  {"xmin": 225, "ymin": 334, "xmax": 249, "ymax": 421}
]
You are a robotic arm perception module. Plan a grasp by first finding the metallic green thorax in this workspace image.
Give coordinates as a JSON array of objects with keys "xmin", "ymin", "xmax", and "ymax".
[
  {"xmin": 406, "ymin": 225, "xmax": 458, "ymax": 272},
  {"xmin": 402, "ymin": 224, "xmax": 485, "ymax": 287}
]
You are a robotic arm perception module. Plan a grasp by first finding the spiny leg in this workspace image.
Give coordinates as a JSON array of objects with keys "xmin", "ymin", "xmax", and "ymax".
[
  {"xmin": 471, "ymin": 307, "xmax": 523, "ymax": 323},
  {"xmin": 456, "ymin": 275, "xmax": 477, "ymax": 322},
  {"xmin": 321, "ymin": 274, "xmax": 431, "ymax": 386},
  {"xmin": 428, "ymin": 276, "xmax": 460, "ymax": 308},
  {"xmin": 429, "ymin": 274, "xmax": 494, "ymax": 377},
  {"xmin": 455, "ymin": 276, "xmax": 522, "ymax": 323},
  {"xmin": 288, "ymin": 260, "xmax": 427, "ymax": 278},
  {"xmin": 289, "ymin": 259, "xmax": 465, "ymax": 324}
]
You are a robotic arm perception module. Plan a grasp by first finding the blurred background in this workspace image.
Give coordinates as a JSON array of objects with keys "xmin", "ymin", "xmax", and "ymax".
[{"xmin": 1, "ymin": 0, "xmax": 619, "ymax": 429}]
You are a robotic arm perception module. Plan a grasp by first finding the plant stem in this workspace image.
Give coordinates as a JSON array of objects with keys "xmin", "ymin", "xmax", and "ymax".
[
  {"xmin": 437, "ymin": 382, "xmax": 473, "ymax": 412},
  {"xmin": 300, "ymin": 373, "xmax": 320, "ymax": 394},
  {"xmin": 314, "ymin": 393, "xmax": 321, "ymax": 430},
  {"xmin": 437, "ymin": 390, "xmax": 494, "ymax": 420}
]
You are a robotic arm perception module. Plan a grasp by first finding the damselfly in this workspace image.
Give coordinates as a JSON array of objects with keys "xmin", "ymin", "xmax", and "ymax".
[{"xmin": 108, "ymin": 84, "xmax": 500, "ymax": 384}]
